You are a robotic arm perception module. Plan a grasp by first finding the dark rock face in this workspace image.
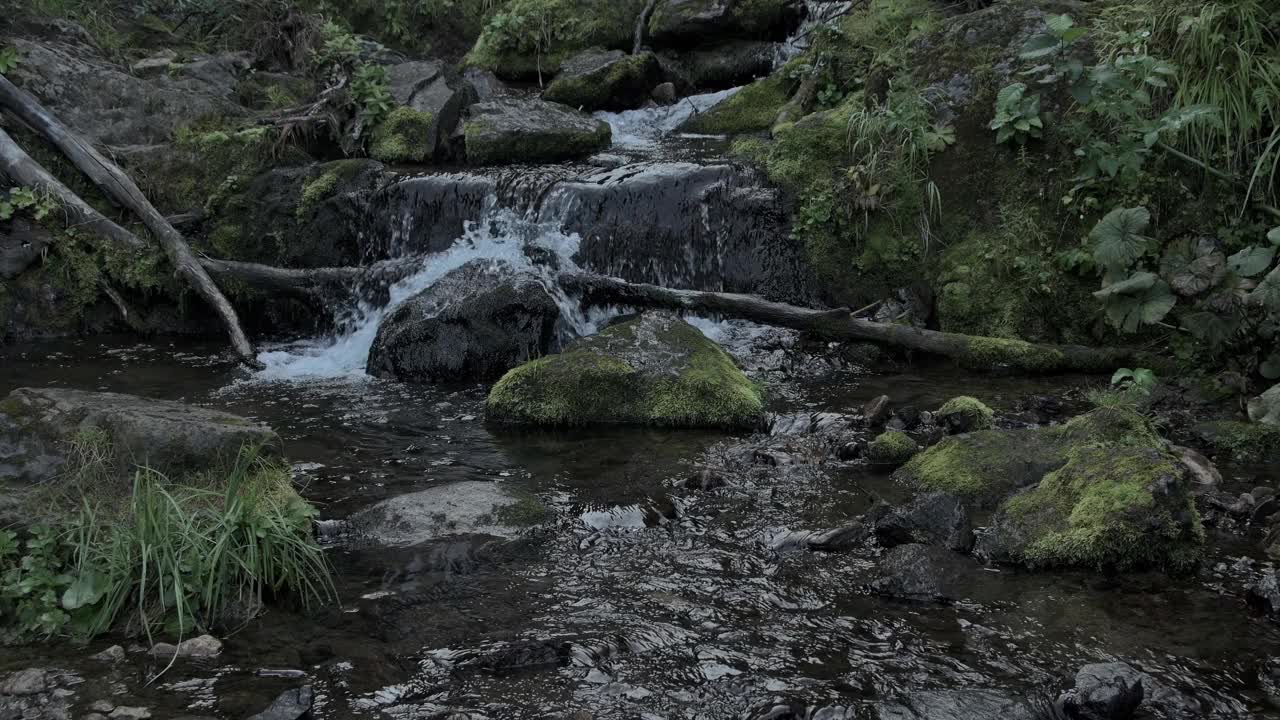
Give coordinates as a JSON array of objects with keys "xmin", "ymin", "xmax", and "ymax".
[
  {"xmin": 367, "ymin": 260, "xmax": 561, "ymax": 383},
  {"xmin": 661, "ymin": 40, "xmax": 776, "ymax": 91},
  {"xmin": 463, "ymin": 98, "xmax": 612, "ymax": 165},
  {"xmin": 1061, "ymin": 663, "xmax": 1147, "ymax": 720},
  {"xmin": 874, "ymin": 493, "xmax": 974, "ymax": 552},
  {"xmin": 543, "ymin": 48, "xmax": 662, "ymax": 111},
  {"xmin": 246, "ymin": 686, "xmax": 313, "ymax": 720},
  {"xmin": 876, "ymin": 689, "xmax": 1039, "ymax": 720},
  {"xmin": 647, "ymin": 0, "xmax": 800, "ymax": 48},
  {"xmin": 1247, "ymin": 569, "xmax": 1280, "ymax": 617},
  {"xmin": 0, "ymin": 217, "xmax": 50, "ymax": 280},
  {"xmin": 870, "ymin": 543, "xmax": 972, "ymax": 603},
  {"xmin": 364, "ymin": 173, "xmax": 499, "ymax": 257},
  {"xmin": 387, "ymin": 60, "xmax": 479, "ymax": 160}
]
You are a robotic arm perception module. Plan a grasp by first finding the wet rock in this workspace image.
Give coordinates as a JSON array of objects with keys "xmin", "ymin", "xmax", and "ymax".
[
  {"xmin": 662, "ymin": 40, "xmax": 776, "ymax": 91},
  {"xmin": 685, "ymin": 468, "xmax": 727, "ymax": 491},
  {"xmin": 108, "ymin": 708, "xmax": 152, "ymax": 719},
  {"xmin": 89, "ymin": 645, "xmax": 125, "ymax": 662},
  {"xmin": 246, "ymin": 686, "xmax": 312, "ymax": 720},
  {"xmin": 149, "ymin": 634, "xmax": 222, "ymax": 658},
  {"xmin": 351, "ymin": 480, "xmax": 545, "ymax": 546},
  {"xmin": 1249, "ymin": 384, "xmax": 1280, "ymax": 426},
  {"xmin": 1172, "ymin": 445, "xmax": 1221, "ymax": 493},
  {"xmin": 863, "ymin": 395, "xmax": 892, "ymax": 426},
  {"xmin": 866, "ymin": 431, "xmax": 919, "ymax": 467},
  {"xmin": 651, "ymin": 81, "xmax": 677, "ymax": 104},
  {"xmin": 1061, "ymin": 662, "xmax": 1147, "ymax": 720},
  {"xmin": 876, "ymin": 689, "xmax": 1039, "ymax": 719},
  {"xmin": 385, "ymin": 60, "xmax": 479, "ymax": 161},
  {"xmin": 544, "ymin": 48, "xmax": 661, "ymax": 111},
  {"xmin": 463, "ymin": 98, "xmax": 611, "ymax": 165},
  {"xmin": 936, "ymin": 396, "xmax": 995, "ymax": 433},
  {"xmin": 367, "ymin": 260, "xmax": 560, "ymax": 383},
  {"xmin": 870, "ymin": 544, "xmax": 971, "ymax": 603},
  {"xmin": 802, "ymin": 523, "xmax": 874, "ymax": 552},
  {"xmin": 0, "ymin": 217, "xmax": 51, "ymax": 280},
  {"xmin": 874, "ymin": 493, "xmax": 974, "ymax": 552},
  {"xmin": 0, "ymin": 387, "xmax": 280, "ymax": 496},
  {"xmin": 0, "ymin": 669, "xmax": 49, "ymax": 696},
  {"xmin": 463, "ymin": 68, "xmax": 511, "ymax": 101},
  {"xmin": 1246, "ymin": 569, "xmax": 1280, "ymax": 617},
  {"xmin": 769, "ymin": 412, "xmax": 848, "ymax": 436},
  {"xmin": 647, "ymin": 0, "xmax": 799, "ymax": 48},
  {"xmin": 487, "ymin": 314, "xmax": 764, "ymax": 429}
]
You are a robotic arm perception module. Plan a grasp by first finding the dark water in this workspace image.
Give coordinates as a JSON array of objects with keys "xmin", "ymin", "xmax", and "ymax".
[{"xmin": 1, "ymin": 335, "xmax": 1278, "ymax": 719}]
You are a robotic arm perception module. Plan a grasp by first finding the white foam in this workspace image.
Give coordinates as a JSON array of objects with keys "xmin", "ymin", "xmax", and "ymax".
[{"xmin": 594, "ymin": 87, "xmax": 742, "ymax": 149}]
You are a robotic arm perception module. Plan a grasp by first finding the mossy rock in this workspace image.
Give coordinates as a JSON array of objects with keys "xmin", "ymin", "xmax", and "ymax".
[
  {"xmin": 466, "ymin": 0, "xmax": 647, "ymax": 80},
  {"xmin": 896, "ymin": 427, "xmax": 1065, "ymax": 507},
  {"xmin": 370, "ymin": 107, "xmax": 435, "ymax": 164},
  {"xmin": 648, "ymin": 0, "xmax": 797, "ymax": 46},
  {"xmin": 1193, "ymin": 420, "xmax": 1280, "ymax": 463},
  {"xmin": 980, "ymin": 446, "xmax": 1203, "ymax": 572},
  {"xmin": 486, "ymin": 313, "xmax": 764, "ymax": 429},
  {"xmin": 542, "ymin": 48, "xmax": 661, "ymax": 111},
  {"xmin": 936, "ymin": 396, "xmax": 994, "ymax": 433},
  {"xmin": 867, "ymin": 430, "xmax": 919, "ymax": 467},
  {"xmin": 681, "ymin": 71, "xmax": 794, "ymax": 134},
  {"xmin": 463, "ymin": 98, "xmax": 611, "ymax": 165}
]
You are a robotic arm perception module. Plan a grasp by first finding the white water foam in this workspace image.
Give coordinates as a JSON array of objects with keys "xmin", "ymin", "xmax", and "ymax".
[
  {"xmin": 253, "ymin": 202, "xmax": 600, "ymax": 382},
  {"xmin": 594, "ymin": 87, "xmax": 742, "ymax": 149}
]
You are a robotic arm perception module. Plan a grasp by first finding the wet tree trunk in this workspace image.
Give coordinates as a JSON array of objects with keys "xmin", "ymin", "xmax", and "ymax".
[
  {"xmin": 0, "ymin": 74, "xmax": 259, "ymax": 366},
  {"xmin": 558, "ymin": 273, "xmax": 1168, "ymax": 373}
]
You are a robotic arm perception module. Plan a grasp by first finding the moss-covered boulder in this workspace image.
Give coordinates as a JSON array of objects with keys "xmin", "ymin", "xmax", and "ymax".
[
  {"xmin": 648, "ymin": 0, "xmax": 799, "ymax": 47},
  {"xmin": 370, "ymin": 107, "xmax": 435, "ymax": 163},
  {"xmin": 466, "ymin": 0, "xmax": 647, "ymax": 80},
  {"xmin": 665, "ymin": 40, "xmax": 778, "ymax": 92},
  {"xmin": 385, "ymin": 61, "xmax": 479, "ymax": 161},
  {"xmin": 897, "ymin": 408, "xmax": 1204, "ymax": 572},
  {"xmin": 936, "ymin": 396, "xmax": 995, "ymax": 433},
  {"xmin": 978, "ymin": 446, "xmax": 1203, "ymax": 571},
  {"xmin": 1249, "ymin": 384, "xmax": 1280, "ymax": 426},
  {"xmin": 681, "ymin": 72, "xmax": 794, "ymax": 134},
  {"xmin": 867, "ymin": 430, "xmax": 919, "ymax": 467},
  {"xmin": 1193, "ymin": 420, "xmax": 1280, "ymax": 463},
  {"xmin": 486, "ymin": 313, "xmax": 764, "ymax": 428},
  {"xmin": 463, "ymin": 98, "xmax": 612, "ymax": 165},
  {"xmin": 543, "ymin": 48, "xmax": 661, "ymax": 111}
]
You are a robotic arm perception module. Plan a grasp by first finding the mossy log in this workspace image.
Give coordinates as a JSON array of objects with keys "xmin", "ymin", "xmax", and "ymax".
[
  {"xmin": 558, "ymin": 272, "xmax": 1169, "ymax": 373},
  {"xmin": 0, "ymin": 74, "xmax": 258, "ymax": 366}
]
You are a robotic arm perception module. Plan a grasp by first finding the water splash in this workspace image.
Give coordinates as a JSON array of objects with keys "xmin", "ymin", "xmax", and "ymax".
[
  {"xmin": 254, "ymin": 201, "xmax": 598, "ymax": 382},
  {"xmin": 594, "ymin": 87, "xmax": 741, "ymax": 149}
]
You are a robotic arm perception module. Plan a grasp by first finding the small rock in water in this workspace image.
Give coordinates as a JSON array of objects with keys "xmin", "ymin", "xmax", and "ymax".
[
  {"xmin": 247, "ymin": 686, "xmax": 313, "ymax": 720},
  {"xmin": 89, "ymin": 700, "xmax": 115, "ymax": 712},
  {"xmin": 90, "ymin": 645, "xmax": 126, "ymax": 662},
  {"xmin": 0, "ymin": 668, "xmax": 48, "ymax": 696},
  {"xmin": 1247, "ymin": 569, "xmax": 1280, "ymax": 617},
  {"xmin": 108, "ymin": 707, "xmax": 152, "ymax": 719},
  {"xmin": 685, "ymin": 468, "xmax": 726, "ymax": 491},
  {"xmin": 863, "ymin": 395, "xmax": 892, "ymax": 426},
  {"xmin": 1061, "ymin": 662, "xmax": 1147, "ymax": 720},
  {"xmin": 149, "ymin": 634, "xmax": 222, "ymax": 658},
  {"xmin": 651, "ymin": 82, "xmax": 676, "ymax": 104},
  {"xmin": 870, "ymin": 544, "xmax": 971, "ymax": 603}
]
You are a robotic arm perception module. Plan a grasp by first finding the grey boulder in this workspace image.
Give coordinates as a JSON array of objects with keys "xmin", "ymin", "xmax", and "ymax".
[{"xmin": 463, "ymin": 98, "xmax": 611, "ymax": 165}]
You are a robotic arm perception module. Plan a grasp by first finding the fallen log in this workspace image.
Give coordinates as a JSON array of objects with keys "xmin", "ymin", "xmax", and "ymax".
[
  {"xmin": 558, "ymin": 272, "xmax": 1169, "ymax": 373},
  {"xmin": 0, "ymin": 74, "xmax": 258, "ymax": 366},
  {"xmin": 199, "ymin": 255, "xmax": 426, "ymax": 301}
]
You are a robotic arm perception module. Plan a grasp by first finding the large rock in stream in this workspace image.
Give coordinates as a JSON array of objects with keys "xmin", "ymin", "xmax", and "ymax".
[
  {"xmin": 486, "ymin": 313, "xmax": 764, "ymax": 429},
  {"xmin": 350, "ymin": 481, "xmax": 547, "ymax": 546},
  {"xmin": 542, "ymin": 48, "xmax": 661, "ymax": 111},
  {"xmin": 894, "ymin": 408, "xmax": 1204, "ymax": 571},
  {"xmin": 463, "ymin": 98, "xmax": 612, "ymax": 165},
  {"xmin": 367, "ymin": 260, "xmax": 561, "ymax": 383},
  {"xmin": 647, "ymin": 0, "xmax": 800, "ymax": 47}
]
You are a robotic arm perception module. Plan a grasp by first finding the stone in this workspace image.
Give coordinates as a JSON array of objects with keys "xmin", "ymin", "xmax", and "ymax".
[
  {"xmin": 351, "ymin": 481, "xmax": 546, "ymax": 546},
  {"xmin": 1247, "ymin": 569, "xmax": 1280, "ymax": 617},
  {"xmin": 108, "ymin": 707, "xmax": 151, "ymax": 719},
  {"xmin": 875, "ymin": 492, "xmax": 974, "ymax": 552},
  {"xmin": 89, "ymin": 700, "xmax": 114, "ymax": 713},
  {"xmin": 463, "ymin": 98, "xmax": 612, "ymax": 165},
  {"xmin": 870, "ymin": 544, "xmax": 972, "ymax": 603},
  {"xmin": 651, "ymin": 81, "xmax": 677, "ymax": 104},
  {"xmin": 647, "ymin": 0, "xmax": 798, "ymax": 47},
  {"xmin": 877, "ymin": 690, "xmax": 1038, "ymax": 720},
  {"xmin": 0, "ymin": 669, "xmax": 48, "ymax": 696},
  {"xmin": 463, "ymin": 68, "xmax": 511, "ymax": 101},
  {"xmin": 386, "ymin": 60, "xmax": 478, "ymax": 160},
  {"xmin": 0, "ymin": 387, "xmax": 279, "ymax": 485},
  {"xmin": 863, "ymin": 395, "xmax": 892, "ymax": 426},
  {"xmin": 543, "ymin": 48, "xmax": 661, "ymax": 111},
  {"xmin": 1250, "ymin": 384, "xmax": 1280, "ymax": 426},
  {"xmin": 1062, "ymin": 662, "xmax": 1147, "ymax": 720},
  {"xmin": 866, "ymin": 431, "xmax": 919, "ymax": 467},
  {"xmin": 89, "ymin": 645, "xmax": 125, "ymax": 662},
  {"xmin": 486, "ymin": 313, "xmax": 764, "ymax": 429},
  {"xmin": 936, "ymin": 396, "xmax": 995, "ymax": 433},
  {"xmin": 662, "ymin": 40, "xmax": 776, "ymax": 91},
  {"xmin": 367, "ymin": 260, "xmax": 561, "ymax": 383},
  {"xmin": 247, "ymin": 686, "xmax": 313, "ymax": 720},
  {"xmin": 148, "ymin": 635, "xmax": 222, "ymax": 659}
]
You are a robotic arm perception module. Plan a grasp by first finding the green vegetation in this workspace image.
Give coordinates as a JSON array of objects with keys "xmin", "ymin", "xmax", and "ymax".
[
  {"xmin": 466, "ymin": 0, "xmax": 645, "ymax": 79},
  {"xmin": 867, "ymin": 430, "xmax": 919, "ymax": 467},
  {"xmin": 898, "ymin": 427, "xmax": 1054, "ymax": 504},
  {"xmin": 684, "ymin": 74, "xmax": 794, "ymax": 135},
  {"xmin": 487, "ymin": 316, "xmax": 763, "ymax": 429},
  {"xmin": 936, "ymin": 396, "xmax": 995, "ymax": 432},
  {"xmin": 1194, "ymin": 420, "xmax": 1280, "ymax": 462},
  {"xmin": 542, "ymin": 51, "xmax": 659, "ymax": 111},
  {"xmin": 1, "ymin": 442, "xmax": 332, "ymax": 643},
  {"xmin": 990, "ymin": 83, "xmax": 1043, "ymax": 145},
  {"xmin": 369, "ymin": 107, "xmax": 435, "ymax": 163}
]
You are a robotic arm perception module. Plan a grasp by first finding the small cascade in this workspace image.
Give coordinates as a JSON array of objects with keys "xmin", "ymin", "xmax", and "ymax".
[
  {"xmin": 593, "ymin": 87, "xmax": 741, "ymax": 149},
  {"xmin": 776, "ymin": 0, "xmax": 855, "ymax": 63}
]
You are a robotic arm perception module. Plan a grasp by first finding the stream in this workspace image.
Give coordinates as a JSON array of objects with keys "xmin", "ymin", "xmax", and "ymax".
[{"xmin": 2, "ymin": 19, "xmax": 1280, "ymax": 718}]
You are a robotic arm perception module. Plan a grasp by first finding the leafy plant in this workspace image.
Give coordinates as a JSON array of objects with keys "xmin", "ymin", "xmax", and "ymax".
[
  {"xmin": 0, "ymin": 186, "xmax": 58, "ymax": 222},
  {"xmin": 990, "ymin": 82, "xmax": 1044, "ymax": 145},
  {"xmin": 1112, "ymin": 367, "xmax": 1158, "ymax": 395},
  {"xmin": 1, "ymin": 527, "xmax": 73, "ymax": 642},
  {"xmin": 0, "ymin": 45, "xmax": 19, "ymax": 73}
]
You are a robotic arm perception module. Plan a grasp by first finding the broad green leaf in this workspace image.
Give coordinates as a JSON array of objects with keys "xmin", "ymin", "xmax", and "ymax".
[
  {"xmin": 1090, "ymin": 207, "xmax": 1151, "ymax": 272},
  {"xmin": 1099, "ymin": 275, "xmax": 1175, "ymax": 332},
  {"xmin": 1227, "ymin": 246, "xmax": 1276, "ymax": 277},
  {"xmin": 1046, "ymin": 14, "xmax": 1075, "ymax": 34},
  {"xmin": 1093, "ymin": 271, "xmax": 1157, "ymax": 298},
  {"xmin": 61, "ymin": 572, "xmax": 107, "ymax": 611},
  {"xmin": 1180, "ymin": 311, "xmax": 1235, "ymax": 346},
  {"xmin": 1159, "ymin": 238, "xmax": 1225, "ymax": 296},
  {"xmin": 1020, "ymin": 34, "xmax": 1060, "ymax": 59}
]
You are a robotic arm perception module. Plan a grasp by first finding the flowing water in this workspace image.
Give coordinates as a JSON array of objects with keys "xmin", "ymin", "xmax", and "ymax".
[{"xmin": 3, "ymin": 13, "xmax": 1280, "ymax": 719}]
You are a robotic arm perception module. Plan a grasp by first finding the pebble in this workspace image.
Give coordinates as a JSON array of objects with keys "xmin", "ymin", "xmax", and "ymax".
[
  {"xmin": 90, "ymin": 700, "xmax": 115, "ymax": 712},
  {"xmin": 109, "ymin": 707, "xmax": 152, "ymax": 719},
  {"xmin": 0, "ymin": 668, "xmax": 48, "ymax": 696},
  {"xmin": 149, "ymin": 634, "xmax": 222, "ymax": 658},
  {"xmin": 90, "ymin": 645, "xmax": 126, "ymax": 662}
]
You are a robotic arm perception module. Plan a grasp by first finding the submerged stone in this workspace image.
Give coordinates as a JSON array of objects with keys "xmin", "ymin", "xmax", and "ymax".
[
  {"xmin": 1062, "ymin": 662, "xmax": 1147, "ymax": 720},
  {"xmin": 351, "ymin": 480, "xmax": 547, "ymax": 546},
  {"xmin": 367, "ymin": 260, "xmax": 560, "ymax": 383},
  {"xmin": 870, "ymin": 543, "xmax": 973, "ymax": 603},
  {"xmin": 463, "ymin": 98, "xmax": 611, "ymax": 165},
  {"xmin": 542, "ymin": 48, "xmax": 661, "ymax": 111},
  {"xmin": 486, "ymin": 314, "xmax": 763, "ymax": 429}
]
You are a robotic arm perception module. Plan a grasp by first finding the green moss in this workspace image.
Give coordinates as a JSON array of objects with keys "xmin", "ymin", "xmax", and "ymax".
[
  {"xmin": 486, "ymin": 316, "xmax": 763, "ymax": 428},
  {"xmin": 543, "ymin": 51, "xmax": 658, "ymax": 110},
  {"xmin": 682, "ymin": 72, "xmax": 795, "ymax": 134},
  {"xmin": 937, "ymin": 396, "xmax": 995, "ymax": 432},
  {"xmin": 466, "ymin": 0, "xmax": 646, "ymax": 79},
  {"xmin": 867, "ymin": 430, "xmax": 919, "ymax": 466},
  {"xmin": 999, "ymin": 446, "xmax": 1203, "ymax": 571},
  {"xmin": 959, "ymin": 337, "xmax": 1068, "ymax": 373},
  {"xmin": 297, "ymin": 172, "xmax": 340, "ymax": 218},
  {"xmin": 370, "ymin": 107, "xmax": 435, "ymax": 164},
  {"xmin": 494, "ymin": 489, "xmax": 550, "ymax": 526},
  {"xmin": 1194, "ymin": 421, "xmax": 1280, "ymax": 463},
  {"xmin": 897, "ymin": 428, "xmax": 1057, "ymax": 503},
  {"xmin": 464, "ymin": 114, "xmax": 611, "ymax": 165}
]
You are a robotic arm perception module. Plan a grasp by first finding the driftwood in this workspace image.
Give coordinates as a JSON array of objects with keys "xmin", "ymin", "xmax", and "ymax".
[
  {"xmin": 558, "ymin": 273, "xmax": 1167, "ymax": 373},
  {"xmin": 0, "ymin": 74, "xmax": 258, "ymax": 366},
  {"xmin": 199, "ymin": 256, "xmax": 425, "ymax": 302}
]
